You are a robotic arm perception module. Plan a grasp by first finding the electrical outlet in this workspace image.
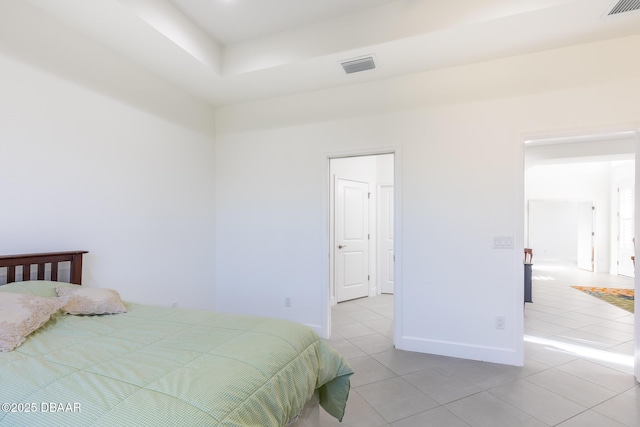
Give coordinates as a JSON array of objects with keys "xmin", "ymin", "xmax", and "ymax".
[
  {"xmin": 284, "ymin": 297, "xmax": 292, "ymax": 308},
  {"xmin": 495, "ymin": 316, "xmax": 505, "ymax": 329}
]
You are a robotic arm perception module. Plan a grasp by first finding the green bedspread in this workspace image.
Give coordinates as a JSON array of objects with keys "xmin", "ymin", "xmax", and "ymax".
[{"xmin": 0, "ymin": 285, "xmax": 352, "ymax": 426}]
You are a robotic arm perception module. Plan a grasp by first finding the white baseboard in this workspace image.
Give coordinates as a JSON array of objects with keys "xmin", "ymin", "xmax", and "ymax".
[{"xmin": 396, "ymin": 335, "xmax": 523, "ymax": 366}]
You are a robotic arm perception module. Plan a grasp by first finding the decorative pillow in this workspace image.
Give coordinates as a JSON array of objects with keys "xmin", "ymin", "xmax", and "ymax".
[
  {"xmin": 0, "ymin": 280, "xmax": 75, "ymax": 297},
  {"xmin": 56, "ymin": 286, "xmax": 127, "ymax": 315},
  {"xmin": 0, "ymin": 292, "xmax": 65, "ymax": 352}
]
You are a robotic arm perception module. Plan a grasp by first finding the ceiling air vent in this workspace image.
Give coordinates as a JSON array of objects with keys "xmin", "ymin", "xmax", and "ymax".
[
  {"xmin": 341, "ymin": 56, "xmax": 376, "ymax": 74},
  {"xmin": 607, "ymin": 0, "xmax": 640, "ymax": 15}
]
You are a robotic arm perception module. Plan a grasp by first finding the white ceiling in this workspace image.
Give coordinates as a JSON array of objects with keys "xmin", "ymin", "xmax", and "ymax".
[
  {"xmin": 20, "ymin": 0, "xmax": 640, "ymax": 107},
  {"xmin": 168, "ymin": 0, "xmax": 399, "ymax": 44}
]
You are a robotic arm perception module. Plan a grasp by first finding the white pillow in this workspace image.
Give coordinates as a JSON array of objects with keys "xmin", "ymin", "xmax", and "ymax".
[
  {"xmin": 56, "ymin": 286, "xmax": 127, "ymax": 315},
  {"xmin": 0, "ymin": 292, "xmax": 64, "ymax": 352}
]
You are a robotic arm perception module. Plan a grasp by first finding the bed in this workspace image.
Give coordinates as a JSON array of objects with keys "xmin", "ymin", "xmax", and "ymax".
[{"xmin": 0, "ymin": 251, "xmax": 352, "ymax": 426}]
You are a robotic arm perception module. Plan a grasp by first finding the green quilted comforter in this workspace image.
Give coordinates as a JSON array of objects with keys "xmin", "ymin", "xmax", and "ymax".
[{"xmin": 0, "ymin": 293, "xmax": 352, "ymax": 426}]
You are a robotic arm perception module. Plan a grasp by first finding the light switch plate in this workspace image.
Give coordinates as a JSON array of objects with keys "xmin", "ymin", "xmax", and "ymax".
[{"xmin": 493, "ymin": 236, "xmax": 514, "ymax": 249}]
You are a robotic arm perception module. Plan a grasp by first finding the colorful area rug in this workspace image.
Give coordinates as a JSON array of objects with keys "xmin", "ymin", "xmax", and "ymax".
[{"xmin": 571, "ymin": 286, "xmax": 634, "ymax": 313}]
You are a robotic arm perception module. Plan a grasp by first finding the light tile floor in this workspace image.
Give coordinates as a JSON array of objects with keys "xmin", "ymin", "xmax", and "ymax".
[{"xmin": 321, "ymin": 262, "xmax": 638, "ymax": 426}]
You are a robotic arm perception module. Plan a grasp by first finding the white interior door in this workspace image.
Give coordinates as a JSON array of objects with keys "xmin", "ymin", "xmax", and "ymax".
[
  {"xmin": 618, "ymin": 182, "xmax": 635, "ymax": 277},
  {"xmin": 336, "ymin": 178, "xmax": 370, "ymax": 302},
  {"xmin": 379, "ymin": 185, "xmax": 394, "ymax": 294}
]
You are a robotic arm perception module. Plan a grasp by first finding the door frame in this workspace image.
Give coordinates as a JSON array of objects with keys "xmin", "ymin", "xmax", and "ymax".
[
  {"xmin": 378, "ymin": 183, "xmax": 394, "ymax": 294},
  {"xmin": 323, "ymin": 148, "xmax": 401, "ymax": 344}
]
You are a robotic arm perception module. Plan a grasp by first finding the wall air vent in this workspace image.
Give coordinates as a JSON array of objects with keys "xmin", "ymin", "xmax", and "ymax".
[
  {"xmin": 607, "ymin": 0, "xmax": 640, "ymax": 15},
  {"xmin": 341, "ymin": 56, "xmax": 376, "ymax": 74}
]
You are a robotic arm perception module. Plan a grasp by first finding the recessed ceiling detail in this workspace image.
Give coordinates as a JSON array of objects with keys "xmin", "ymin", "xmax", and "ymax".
[
  {"xmin": 607, "ymin": 0, "xmax": 640, "ymax": 15},
  {"xmin": 341, "ymin": 56, "xmax": 376, "ymax": 74},
  {"xmin": 17, "ymin": 0, "xmax": 640, "ymax": 106}
]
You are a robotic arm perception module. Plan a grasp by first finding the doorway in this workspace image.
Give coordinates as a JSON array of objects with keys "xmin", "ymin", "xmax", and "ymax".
[
  {"xmin": 523, "ymin": 130, "xmax": 637, "ymax": 375},
  {"xmin": 329, "ymin": 153, "xmax": 395, "ymax": 332}
]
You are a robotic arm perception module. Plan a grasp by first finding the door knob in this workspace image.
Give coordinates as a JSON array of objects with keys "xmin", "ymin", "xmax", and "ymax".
[{"xmin": 338, "ymin": 245, "xmax": 347, "ymax": 249}]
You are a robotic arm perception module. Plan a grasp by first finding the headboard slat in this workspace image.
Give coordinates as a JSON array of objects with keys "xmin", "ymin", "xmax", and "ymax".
[
  {"xmin": 37, "ymin": 263, "xmax": 45, "ymax": 280},
  {"xmin": 0, "ymin": 251, "xmax": 88, "ymax": 285},
  {"xmin": 51, "ymin": 263, "xmax": 59, "ymax": 281}
]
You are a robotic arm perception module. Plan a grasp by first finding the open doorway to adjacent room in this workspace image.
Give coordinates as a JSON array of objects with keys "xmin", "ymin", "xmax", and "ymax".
[
  {"xmin": 328, "ymin": 153, "xmax": 395, "ymax": 343},
  {"xmin": 523, "ymin": 130, "xmax": 636, "ymax": 373}
]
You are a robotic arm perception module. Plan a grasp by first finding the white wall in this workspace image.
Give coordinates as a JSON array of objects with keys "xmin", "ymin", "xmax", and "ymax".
[
  {"xmin": 215, "ymin": 34, "xmax": 640, "ymax": 365},
  {"xmin": 0, "ymin": 8, "xmax": 217, "ymax": 310},
  {"xmin": 525, "ymin": 160, "xmax": 636, "ymax": 273},
  {"xmin": 525, "ymin": 162, "xmax": 611, "ymax": 270},
  {"xmin": 376, "ymin": 155, "xmax": 394, "ymax": 185}
]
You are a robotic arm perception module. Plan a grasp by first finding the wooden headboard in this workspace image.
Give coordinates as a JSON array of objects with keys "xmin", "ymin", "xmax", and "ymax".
[{"xmin": 0, "ymin": 251, "xmax": 88, "ymax": 285}]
